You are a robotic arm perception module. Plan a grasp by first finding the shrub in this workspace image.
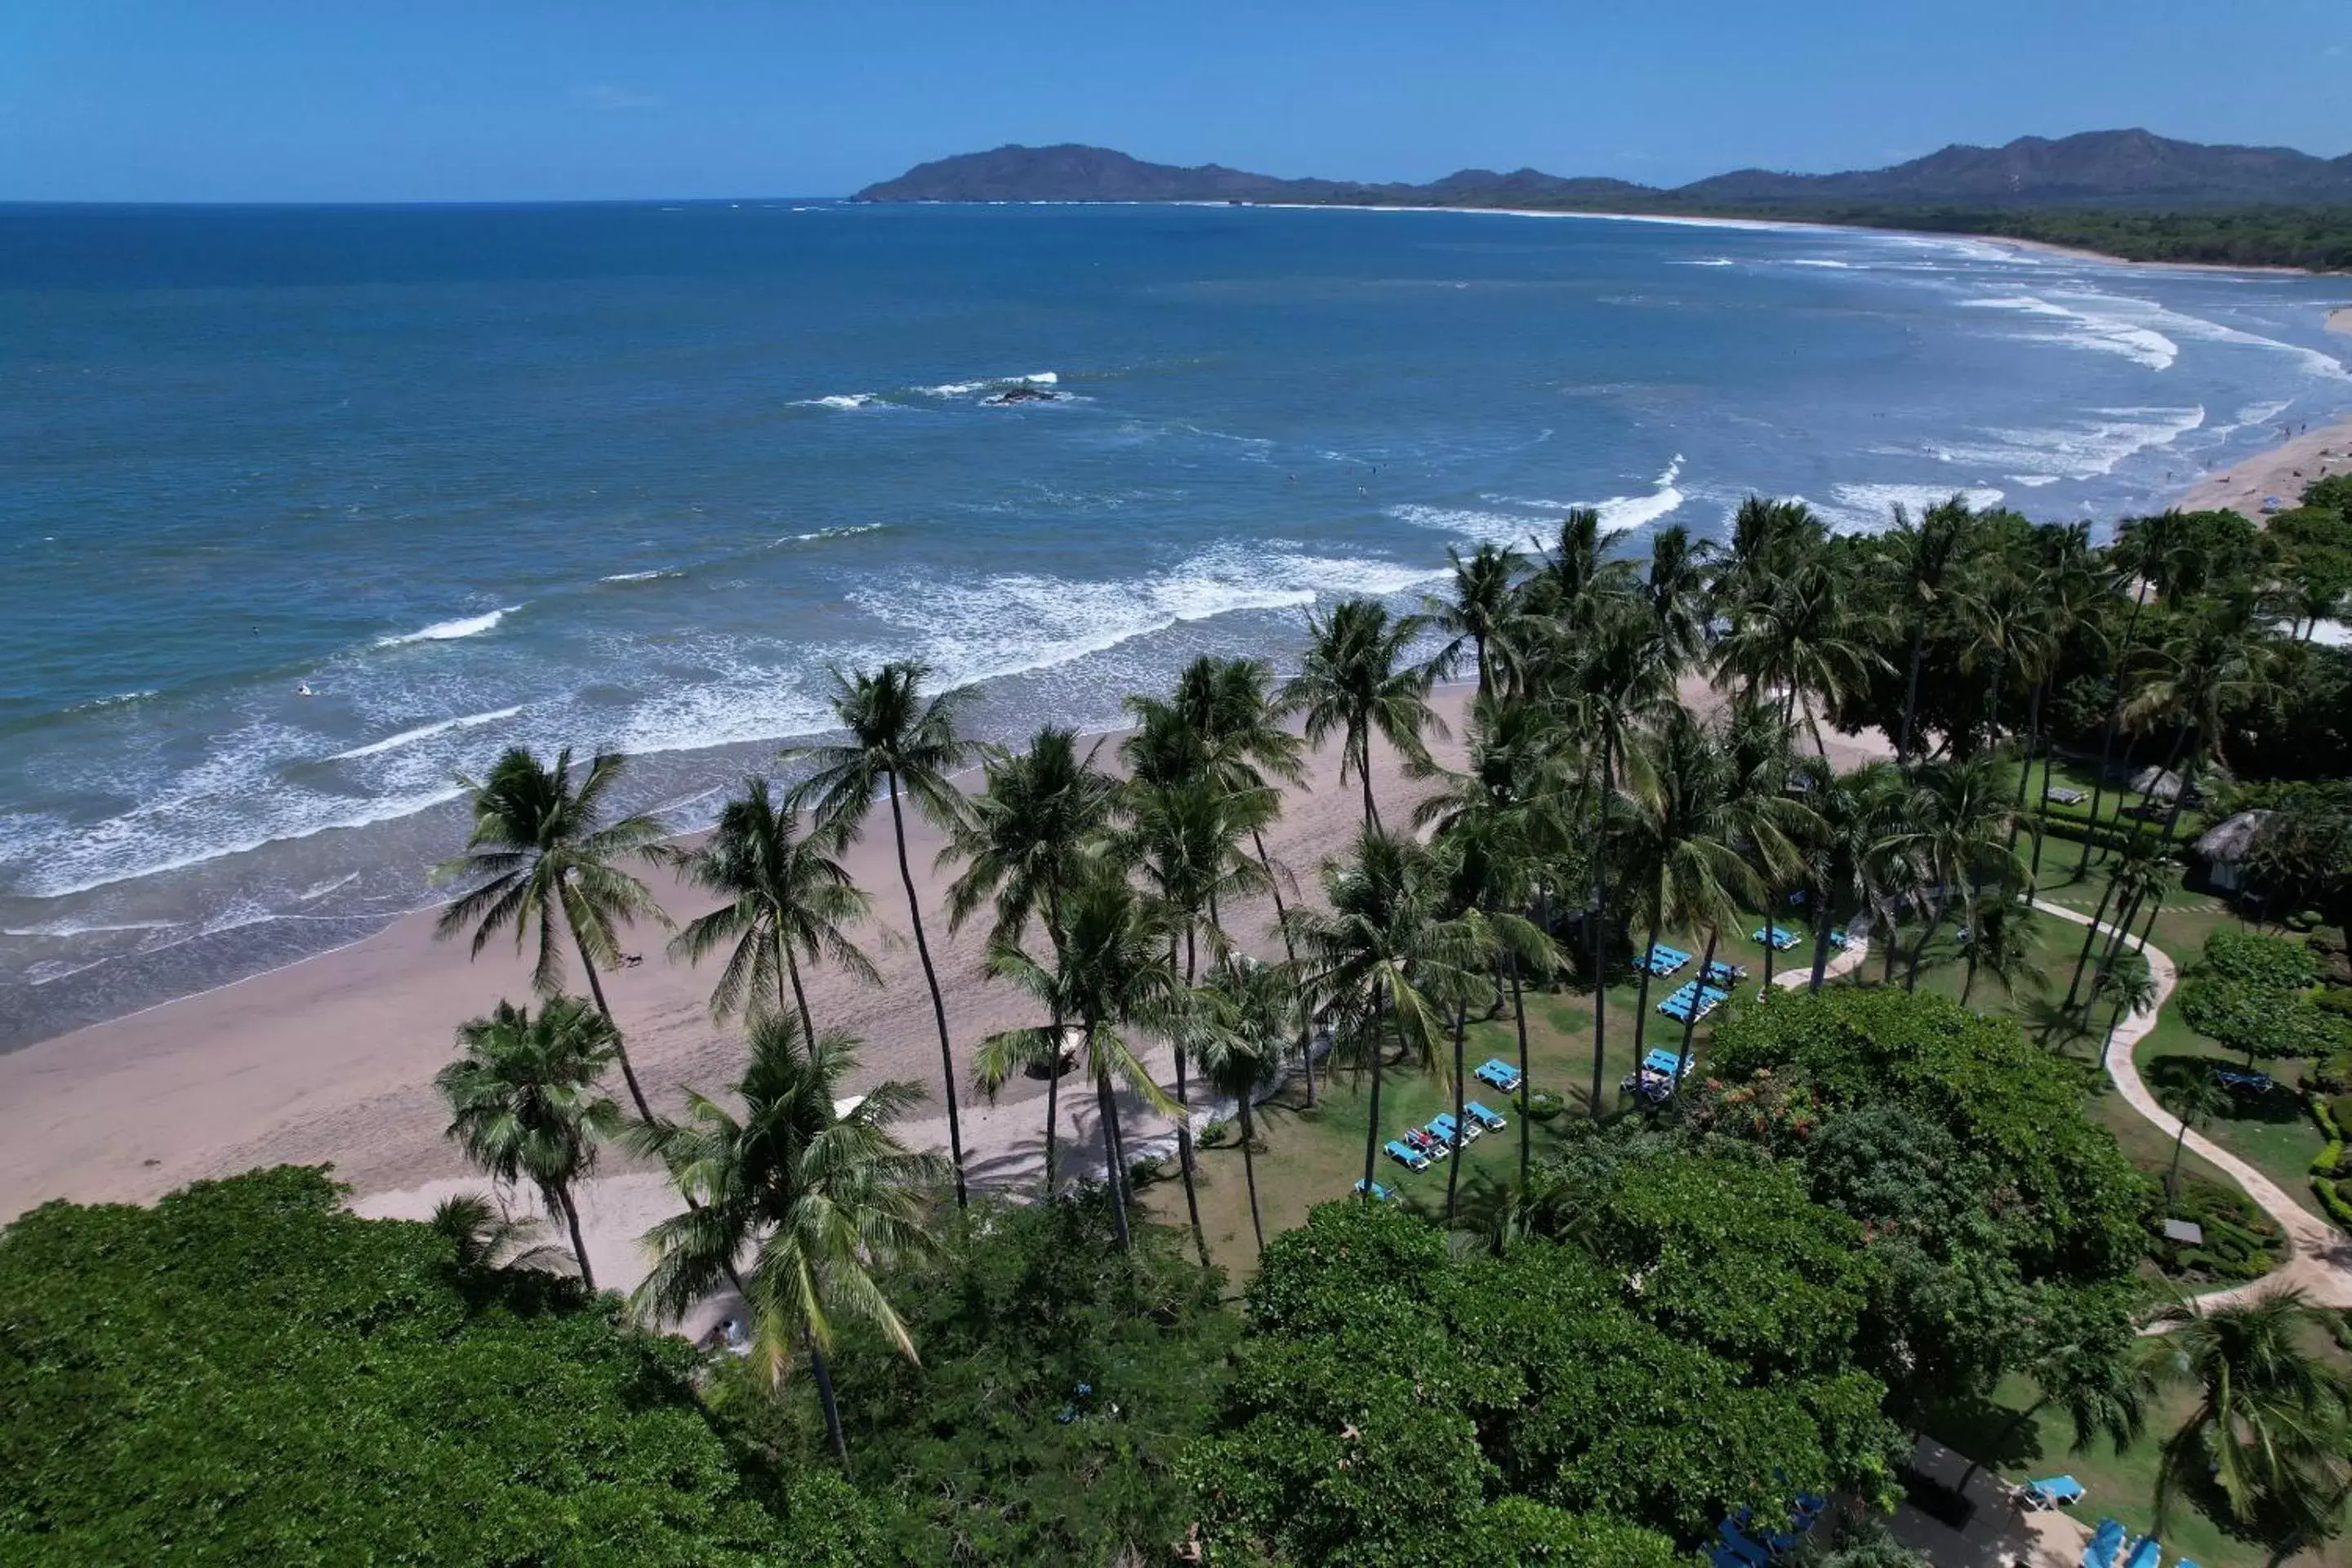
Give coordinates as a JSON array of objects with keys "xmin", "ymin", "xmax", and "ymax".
[
  {"xmin": 2314, "ymin": 988, "xmax": 2352, "ymax": 1018},
  {"xmin": 2177, "ymin": 978, "xmax": 2345, "ymax": 1058},
  {"xmin": 2147, "ymin": 1175, "xmax": 2283, "ymax": 1281},
  {"xmin": 1526, "ymin": 1089, "xmax": 1566, "ymax": 1121},
  {"xmin": 2198, "ymin": 929, "xmax": 2320, "ymax": 991}
]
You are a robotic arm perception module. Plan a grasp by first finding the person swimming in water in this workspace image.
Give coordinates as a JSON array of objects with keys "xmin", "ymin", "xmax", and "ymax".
[{"xmin": 296, "ymin": 683, "xmax": 314, "ymax": 697}]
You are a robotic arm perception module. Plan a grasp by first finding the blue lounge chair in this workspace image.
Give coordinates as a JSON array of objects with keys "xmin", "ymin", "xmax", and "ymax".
[
  {"xmin": 1658, "ymin": 998, "xmax": 1692, "ymax": 1020},
  {"xmin": 1828, "ymin": 927, "xmax": 1848, "ymax": 948},
  {"xmin": 1384, "ymin": 1139, "xmax": 1430, "ymax": 1173},
  {"xmin": 1642, "ymin": 1047, "xmax": 1686, "ymax": 1078},
  {"xmin": 2214, "ymin": 1067, "xmax": 2274, "ymax": 1093},
  {"xmin": 1645, "ymin": 943, "xmax": 1686, "ymax": 976},
  {"xmin": 1432, "ymin": 1111, "xmax": 1480, "ymax": 1144},
  {"xmin": 2024, "ymin": 1475, "xmax": 2085, "ymax": 1510},
  {"xmin": 1707, "ymin": 1549, "xmax": 1751, "ymax": 1568},
  {"xmin": 2121, "ymin": 1536, "xmax": 2161, "ymax": 1568},
  {"xmin": 1476, "ymin": 1058, "xmax": 1523, "ymax": 1092},
  {"xmin": 1466, "ymin": 1100, "xmax": 1506, "ymax": 1131},
  {"xmin": 1716, "ymin": 1521, "xmax": 1771, "ymax": 1568},
  {"xmin": 1703, "ymin": 960, "xmax": 1747, "ymax": 986},
  {"xmin": 1751, "ymin": 924, "xmax": 1801, "ymax": 951},
  {"xmin": 2082, "ymin": 1518, "xmax": 2127, "ymax": 1568},
  {"xmin": 1353, "ymin": 1178, "xmax": 1394, "ymax": 1201}
]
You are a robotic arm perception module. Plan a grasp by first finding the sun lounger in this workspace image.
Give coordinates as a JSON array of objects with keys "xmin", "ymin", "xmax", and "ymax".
[
  {"xmin": 1702, "ymin": 960, "xmax": 1747, "ymax": 986},
  {"xmin": 1708, "ymin": 1548, "xmax": 1751, "ymax": 1568},
  {"xmin": 1716, "ymin": 1521, "xmax": 1772, "ymax": 1568},
  {"xmin": 1475, "ymin": 1058, "xmax": 1523, "ymax": 1092},
  {"xmin": 2213, "ymin": 1067, "xmax": 2274, "ymax": 1093},
  {"xmin": 1432, "ymin": 1112, "xmax": 1479, "ymax": 1144},
  {"xmin": 2046, "ymin": 786, "xmax": 2087, "ymax": 805},
  {"xmin": 1659, "ymin": 998, "xmax": 1693, "ymax": 1020},
  {"xmin": 1645, "ymin": 943, "xmax": 1690, "ymax": 976},
  {"xmin": 2082, "ymin": 1518, "xmax": 2127, "ymax": 1568},
  {"xmin": 1353, "ymin": 1178, "xmax": 1394, "ymax": 1200},
  {"xmin": 1465, "ymin": 1100, "xmax": 1506, "ymax": 1130},
  {"xmin": 2023, "ymin": 1475, "xmax": 2085, "ymax": 1510},
  {"xmin": 1642, "ymin": 1047, "xmax": 1686, "ymax": 1078},
  {"xmin": 1405, "ymin": 1128, "xmax": 1444, "ymax": 1158},
  {"xmin": 1751, "ymin": 925, "xmax": 1801, "ymax": 951},
  {"xmin": 2121, "ymin": 1535, "xmax": 2161, "ymax": 1568},
  {"xmin": 1384, "ymin": 1139, "xmax": 1430, "ymax": 1173},
  {"xmin": 1827, "ymin": 928, "xmax": 1848, "ymax": 948}
]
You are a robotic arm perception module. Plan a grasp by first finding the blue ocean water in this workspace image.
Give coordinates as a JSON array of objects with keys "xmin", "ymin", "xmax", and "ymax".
[{"xmin": 2, "ymin": 199, "xmax": 2348, "ymax": 1045}]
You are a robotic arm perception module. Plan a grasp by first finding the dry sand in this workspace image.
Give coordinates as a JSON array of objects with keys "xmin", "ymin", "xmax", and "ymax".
[
  {"xmin": 0, "ymin": 665, "xmax": 1894, "ymax": 1315},
  {"xmin": 2175, "ymin": 410, "xmax": 2352, "ymax": 518}
]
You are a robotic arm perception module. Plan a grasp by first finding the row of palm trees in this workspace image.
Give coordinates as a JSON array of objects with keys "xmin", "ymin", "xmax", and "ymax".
[{"xmin": 414, "ymin": 488, "xmax": 2317, "ymax": 1470}]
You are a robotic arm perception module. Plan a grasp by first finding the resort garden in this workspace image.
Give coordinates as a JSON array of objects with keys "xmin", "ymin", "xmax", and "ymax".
[{"xmin": 9, "ymin": 479, "xmax": 2352, "ymax": 1565}]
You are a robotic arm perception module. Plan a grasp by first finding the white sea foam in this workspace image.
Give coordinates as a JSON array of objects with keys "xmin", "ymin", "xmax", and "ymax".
[
  {"xmin": 2009, "ymin": 474, "xmax": 2063, "ymax": 488},
  {"xmin": 794, "ymin": 393, "xmax": 884, "ymax": 410},
  {"xmin": 68, "ymin": 689, "xmax": 158, "ymax": 713},
  {"xmin": 1787, "ymin": 258, "xmax": 1854, "ymax": 269},
  {"xmin": 1959, "ymin": 296, "xmax": 2180, "ymax": 372},
  {"xmin": 2, "ymin": 918, "xmax": 183, "ymax": 939},
  {"xmin": 777, "ymin": 523, "xmax": 888, "ymax": 545},
  {"xmin": 326, "ymin": 705, "xmax": 526, "ymax": 762},
  {"xmin": 917, "ymin": 371, "xmax": 1060, "ymax": 397},
  {"xmin": 374, "ymin": 607, "xmax": 516, "ymax": 648},
  {"xmin": 2075, "ymin": 296, "xmax": 2350, "ymax": 382},
  {"xmin": 1681, "ymin": 257, "xmax": 1735, "ymax": 268},
  {"xmin": 298, "ymin": 871, "xmax": 361, "ymax": 902},
  {"xmin": 600, "ymin": 569, "xmax": 679, "ymax": 583},
  {"xmin": 1819, "ymin": 484, "xmax": 2007, "ymax": 534},
  {"xmin": 1922, "ymin": 406, "xmax": 2206, "ymax": 481}
]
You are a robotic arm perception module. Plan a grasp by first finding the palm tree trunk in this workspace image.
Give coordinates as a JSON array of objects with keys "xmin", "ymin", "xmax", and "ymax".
[
  {"xmin": 783, "ymin": 944, "xmax": 815, "ymax": 1049},
  {"xmin": 1252, "ymin": 825, "xmax": 1316, "ymax": 1108},
  {"xmin": 1588, "ymin": 736, "xmax": 1615, "ymax": 1120},
  {"xmin": 2166, "ymin": 1116, "xmax": 2192, "ymax": 1202},
  {"xmin": 2080, "ymin": 586, "xmax": 2152, "ymax": 875},
  {"xmin": 1357, "ymin": 732, "xmax": 1382, "ymax": 831},
  {"xmin": 1962, "ymin": 946, "xmax": 1980, "ymax": 1006},
  {"xmin": 1174, "ymin": 925, "xmax": 1209, "ymax": 1267},
  {"xmin": 1761, "ymin": 893, "xmax": 1777, "ymax": 991},
  {"xmin": 1809, "ymin": 891, "xmax": 1834, "ymax": 995},
  {"xmin": 1904, "ymin": 906, "xmax": 1944, "ymax": 993},
  {"xmin": 1094, "ymin": 1071, "xmax": 1132, "ymax": 1253},
  {"xmin": 1360, "ymin": 986, "xmax": 1388, "ymax": 1200},
  {"xmin": 2063, "ymin": 876, "xmax": 2123, "ymax": 1013},
  {"xmin": 1898, "ymin": 626, "xmax": 1927, "ymax": 764},
  {"xmin": 2011, "ymin": 681, "xmax": 2042, "ymax": 857},
  {"xmin": 1042, "ymin": 1033, "xmax": 1062, "ymax": 1199},
  {"xmin": 887, "ymin": 770, "xmax": 966, "ymax": 1209},
  {"xmin": 806, "ymin": 1327, "xmax": 851, "ymax": 1470},
  {"xmin": 1632, "ymin": 915, "xmax": 1662, "ymax": 1066},
  {"xmin": 1445, "ymin": 996, "xmax": 1468, "ymax": 1223},
  {"xmin": 1674, "ymin": 929, "xmax": 1718, "ymax": 1080},
  {"xmin": 1508, "ymin": 954, "xmax": 1531, "ymax": 1192},
  {"xmin": 1237, "ymin": 1094, "xmax": 1265, "ymax": 1254},
  {"xmin": 555, "ymin": 1184, "xmax": 596, "ymax": 1293},
  {"xmin": 571, "ymin": 930, "xmax": 655, "ymax": 1124}
]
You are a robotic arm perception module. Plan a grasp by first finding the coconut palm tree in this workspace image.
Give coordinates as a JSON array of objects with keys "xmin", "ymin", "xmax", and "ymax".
[
  {"xmin": 1423, "ymin": 541, "xmax": 1529, "ymax": 702},
  {"xmin": 434, "ymin": 746, "xmax": 672, "ymax": 1123},
  {"xmin": 2142, "ymin": 1288, "xmax": 2352, "ymax": 1541},
  {"xmin": 2018, "ymin": 523, "xmax": 2106, "ymax": 879},
  {"xmin": 2091, "ymin": 948, "xmax": 2158, "ymax": 1072},
  {"xmin": 1116, "ymin": 778, "xmax": 1271, "ymax": 1264},
  {"xmin": 1636, "ymin": 523, "xmax": 1714, "ymax": 675},
  {"xmin": 2062, "ymin": 833, "xmax": 2172, "ymax": 1014},
  {"xmin": 978, "ymin": 873, "xmax": 1188, "ymax": 1254},
  {"xmin": 1556, "ymin": 611, "xmax": 1673, "ymax": 1115},
  {"xmin": 631, "ymin": 1014, "xmax": 943, "ymax": 1468},
  {"xmin": 2152, "ymin": 1069, "xmax": 2234, "ymax": 1203},
  {"xmin": 2123, "ymin": 592, "xmax": 2287, "ymax": 843},
  {"xmin": 1793, "ymin": 758, "xmax": 1904, "ymax": 994},
  {"xmin": 942, "ymin": 726, "xmax": 1117, "ymax": 1197},
  {"xmin": 1711, "ymin": 555, "xmax": 1889, "ymax": 755},
  {"xmin": 1195, "ymin": 957, "xmax": 1293, "ymax": 1254},
  {"xmin": 1286, "ymin": 830, "xmax": 1479, "ymax": 1200},
  {"xmin": 1709, "ymin": 495, "xmax": 1824, "ymax": 635},
  {"xmin": 434, "ymin": 996, "xmax": 623, "ymax": 1290},
  {"xmin": 1413, "ymin": 695, "xmax": 1574, "ymax": 1189},
  {"xmin": 1877, "ymin": 755, "xmax": 2029, "ymax": 992},
  {"xmin": 1623, "ymin": 704, "xmax": 1798, "ymax": 1066},
  {"xmin": 783, "ymin": 661, "xmax": 980, "ymax": 1207},
  {"xmin": 1957, "ymin": 893, "xmax": 2043, "ymax": 1008},
  {"xmin": 1953, "ymin": 548, "xmax": 2057, "ymax": 759},
  {"xmin": 1285, "ymin": 598, "xmax": 1440, "ymax": 831},
  {"xmin": 1721, "ymin": 695, "xmax": 1808, "ymax": 992},
  {"xmin": 672, "ymin": 777, "xmax": 878, "ymax": 1044},
  {"xmin": 429, "ymin": 1192, "xmax": 576, "ymax": 1279},
  {"xmin": 1148, "ymin": 655, "xmax": 1318, "ymax": 1102},
  {"xmin": 1523, "ymin": 506, "xmax": 1637, "ymax": 643},
  {"xmin": 1881, "ymin": 497, "xmax": 1980, "ymax": 764}
]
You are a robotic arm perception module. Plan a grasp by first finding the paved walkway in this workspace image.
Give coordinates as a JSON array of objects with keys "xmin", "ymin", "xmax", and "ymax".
[{"xmin": 2031, "ymin": 899, "xmax": 2352, "ymax": 1311}]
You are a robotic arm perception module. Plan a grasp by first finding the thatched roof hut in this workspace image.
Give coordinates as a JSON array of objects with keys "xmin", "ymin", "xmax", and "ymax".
[
  {"xmin": 2193, "ymin": 809, "xmax": 2270, "ymax": 893},
  {"xmin": 2131, "ymin": 766, "xmax": 2185, "ymax": 803}
]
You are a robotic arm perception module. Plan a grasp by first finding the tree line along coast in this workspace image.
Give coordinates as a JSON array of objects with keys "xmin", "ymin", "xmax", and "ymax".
[{"xmin": 9, "ymin": 472, "xmax": 2352, "ymax": 1566}]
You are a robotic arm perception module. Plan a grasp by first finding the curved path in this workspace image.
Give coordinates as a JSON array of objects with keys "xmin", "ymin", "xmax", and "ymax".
[{"xmin": 2030, "ymin": 898, "xmax": 2352, "ymax": 1311}]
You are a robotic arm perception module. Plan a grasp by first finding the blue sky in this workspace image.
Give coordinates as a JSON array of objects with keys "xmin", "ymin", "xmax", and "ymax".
[{"xmin": 4, "ymin": 0, "xmax": 2347, "ymax": 202}]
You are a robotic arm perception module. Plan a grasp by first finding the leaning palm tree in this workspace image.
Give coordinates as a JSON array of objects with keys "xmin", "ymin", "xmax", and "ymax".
[
  {"xmin": 1636, "ymin": 523, "xmax": 1715, "ymax": 675},
  {"xmin": 1115, "ymin": 779, "xmax": 1270, "ymax": 1263},
  {"xmin": 1413, "ymin": 694, "xmax": 1574, "ymax": 1190},
  {"xmin": 783, "ymin": 661, "xmax": 980, "ymax": 1207},
  {"xmin": 977, "ymin": 873, "xmax": 1188, "ymax": 1254},
  {"xmin": 672, "ymin": 777, "xmax": 878, "ymax": 1044},
  {"xmin": 2091, "ymin": 948, "xmax": 2158, "ymax": 1072},
  {"xmin": 434, "ymin": 996, "xmax": 623, "ymax": 1290},
  {"xmin": 1711, "ymin": 555, "xmax": 1889, "ymax": 755},
  {"xmin": 1793, "ymin": 757, "xmax": 1904, "ymax": 994},
  {"xmin": 430, "ymin": 1192, "xmax": 576, "ymax": 1278},
  {"xmin": 1423, "ymin": 541, "xmax": 1529, "ymax": 702},
  {"xmin": 943, "ymin": 725, "xmax": 1118, "ymax": 1197},
  {"xmin": 1956, "ymin": 893, "xmax": 2043, "ymax": 1009},
  {"xmin": 1877, "ymin": 755, "xmax": 2029, "ymax": 993},
  {"xmin": 2061, "ymin": 832, "xmax": 2172, "ymax": 1014},
  {"xmin": 1286, "ymin": 830, "xmax": 1479, "ymax": 1200},
  {"xmin": 1285, "ymin": 598, "xmax": 1441, "ymax": 831},
  {"xmin": 434, "ymin": 746, "xmax": 672, "ymax": 1122},
  {"xmin": 2141, "ymin": 1289, "xmax": 2352, "ymax": 1540},
  {"xmin": 2123, "ymin": 591, "xmax": 2286, "ymax": 843},
  {"xmin": 2152, "ymin": 1069, "xmax": 2234, "ymax": 1203},
  {"xmin": 1880, "ymin": 497, "xmax": 1981, "ymax": 764},
  {"xmin": 1194, "ymin": 957, "xmax": 1294, "ymax": 1254},
  {"xmin": 632, "ymin": 1014, "xmax": 942, "ymax": 1468}
]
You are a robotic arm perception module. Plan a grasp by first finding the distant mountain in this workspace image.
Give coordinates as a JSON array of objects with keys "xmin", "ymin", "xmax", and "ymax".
[{"xmin": 855, "ymin": 131, "xmax": 2352, "ymax": 211}]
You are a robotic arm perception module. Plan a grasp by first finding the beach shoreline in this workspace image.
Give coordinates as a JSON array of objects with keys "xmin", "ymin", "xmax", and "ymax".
[{"xmin": 2175, "ymin": 410, "xmax": 2352, "ymax": 515}]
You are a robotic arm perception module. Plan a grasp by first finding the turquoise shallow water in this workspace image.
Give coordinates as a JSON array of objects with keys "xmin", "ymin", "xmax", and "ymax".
[{"xmin": 2, "ymin": 199, "xmax": 2347, "ymax": 1044}]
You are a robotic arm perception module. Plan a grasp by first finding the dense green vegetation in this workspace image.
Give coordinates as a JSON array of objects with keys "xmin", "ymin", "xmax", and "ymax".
[{"xmin": 15, "ymin": 472, "xmax": 2352, "ymax": 1562}]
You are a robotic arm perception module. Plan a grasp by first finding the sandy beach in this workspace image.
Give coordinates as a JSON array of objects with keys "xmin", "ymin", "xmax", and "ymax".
[
  {"xmin": 2175, "ymin": 409, "xmax": 2352, "ymax": 517},
  {"xmin": 0, "ymin": 662, "xmax": 1898, "ymax": 1312}
]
